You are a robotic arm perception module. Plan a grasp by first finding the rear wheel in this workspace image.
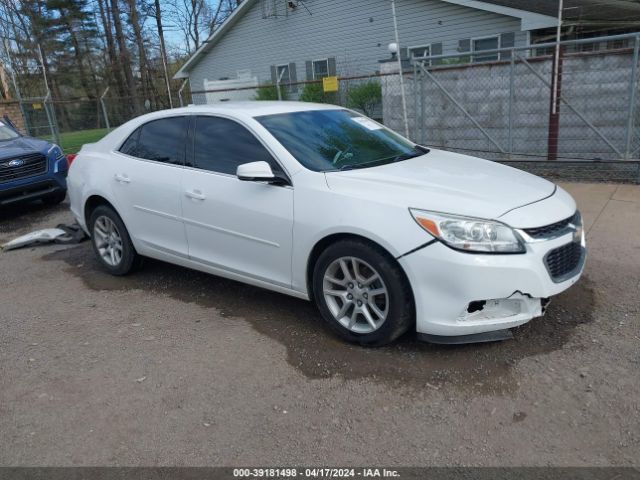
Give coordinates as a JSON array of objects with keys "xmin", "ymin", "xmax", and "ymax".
[
  {"xmin": 312, "ymin": 239, "xmax": 414, "ymax": 346},
  {"xmin": 89, "ymin": 205, "xmax": 141, "ymax": 275}
]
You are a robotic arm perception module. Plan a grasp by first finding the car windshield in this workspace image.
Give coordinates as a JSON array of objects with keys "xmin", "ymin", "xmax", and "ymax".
[
  {"xmin": 256, "ymin": 109, "xmax": 426, "ymax": 172},
  {"xmin": 0, "ymin": 122, "xmax": 20, "ymax": 141}
]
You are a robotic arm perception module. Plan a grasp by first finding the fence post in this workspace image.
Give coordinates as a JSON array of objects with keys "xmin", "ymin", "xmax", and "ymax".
[
  {"xmin": 508, "ymin": 50, "xmax": 515, "ymax": 158},
  {"xmin": 178, "ymin": 79, "xmax": 188, "ymax": 107},
  {"xmin": 413, "ymin": 62, "xmax": 419, "ymax": 140},
  {"xmin": 100, "ymin": 87, "xmax": 111, "ymax": 131},
  {"xmin": 625, "ymin": 35, "xmax": 639, "ymax": 160},
  {"xmin": 420, "ymin": 67, "xmax": 425, "ymax": 144},
  {"xmin": 547, "ymin": 47, "xmax": 563, "ymax": 160},
  {"xmin": 43, "ymin": 92, "xmax": 60, "ymax": 146},
  {"xmin": 276, "ymin": 67, "xmax": 287, "ymax": 101}
]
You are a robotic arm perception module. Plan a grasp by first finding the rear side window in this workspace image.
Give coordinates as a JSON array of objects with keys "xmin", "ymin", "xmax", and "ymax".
[
  {"xmin": 192, "ymin": 116, "xmax": 283, "ymax": 176},
  {"xmin": 119, "ymin": 116, "xmax": 187, "ymax": 165},
  {"xmin": 119, "ymin": 129, "xmax": 139, "ymax": 156}
]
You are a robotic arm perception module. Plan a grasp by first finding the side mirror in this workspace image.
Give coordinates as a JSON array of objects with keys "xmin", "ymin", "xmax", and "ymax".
[{"xmin": 236, "ymin": 161, "xmax": 289, "ymax": 185}]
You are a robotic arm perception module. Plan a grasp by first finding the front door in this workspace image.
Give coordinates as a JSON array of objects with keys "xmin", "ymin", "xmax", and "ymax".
[{"xmin": 181, "ymin": 115, "xmax": 294, "ymax": 287}]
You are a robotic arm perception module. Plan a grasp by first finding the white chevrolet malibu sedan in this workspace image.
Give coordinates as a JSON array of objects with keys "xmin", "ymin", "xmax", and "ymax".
[{"xmin": 68, "ymin": 102, "xmax": 585, "ymax": 346}]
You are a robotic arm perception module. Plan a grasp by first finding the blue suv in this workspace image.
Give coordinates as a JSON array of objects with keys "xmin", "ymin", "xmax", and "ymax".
[{"xmin": 0, "ymin": 120, "xmax": 68, "ymax": 207}]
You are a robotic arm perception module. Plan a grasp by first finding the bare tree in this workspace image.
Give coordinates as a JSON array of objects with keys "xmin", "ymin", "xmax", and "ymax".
[
  {"xmin": 124, "ymin": 0, "xmax": 155, "ymax": 104},
  {"xmin": 96, "ymin": 0, "xmax": 127, "ymax": 97},
  {"xmin": 166, "ymin": 0, "xmax": 238, "ymax": 55},
  {"xmin": 110, "ymin": 0, "xmax": 138, "ymax": 107},
  {"xmin": 153, "ymin": 0, "xmax": 173, "ymax": 107}
]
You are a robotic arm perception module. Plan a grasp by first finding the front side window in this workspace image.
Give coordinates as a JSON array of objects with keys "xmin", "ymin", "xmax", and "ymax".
[
  {"xmin": 119, "ymin": 116, "xmax": 187, "ymax": 165},
  {"xmin": 473, "ymin": 36, "xmax": 499, "ymax": 62},
  {"xmin": 256, "ymin": 109, "xmax": 424, "ymax": 172},
  {"xmin": 193, "ymin": 116, "xmax": 283, "ymax": 176},
  {"xmin": 312, "ymin": 59, "xmax": 329, "ymax": 79}
]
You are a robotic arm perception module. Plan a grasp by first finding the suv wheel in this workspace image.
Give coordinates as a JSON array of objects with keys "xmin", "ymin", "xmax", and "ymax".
[
  {"xmin": 312, "ymin": 239, "xmax": 414, "ymax": 346},
  {"xmin": 89, "ymin": 205, "xmax": 140, "ymax": 275}
]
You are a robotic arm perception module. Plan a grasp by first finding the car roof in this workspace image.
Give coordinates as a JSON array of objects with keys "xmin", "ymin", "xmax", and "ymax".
[
  {"xmin": 88, "ymin": 101, "xmax": 348, "ymax": 153},
  {"xmin": 171, "ymin": 101, "xmax": 343, "ymax": 118}
]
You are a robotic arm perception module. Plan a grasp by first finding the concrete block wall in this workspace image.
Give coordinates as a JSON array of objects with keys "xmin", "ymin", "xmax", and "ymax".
[{"xmin": 381, "ymin": 51, "xmax": 639, "ymax": 161}]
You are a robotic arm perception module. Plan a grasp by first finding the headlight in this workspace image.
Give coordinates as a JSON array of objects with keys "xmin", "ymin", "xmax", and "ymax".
[
  {"xmin": 409, "ymin": 209, "xmax": 525, "ymax": 253},
  {"xmin": 48, "ymin": 144, "xmax": 65, "ymax": 160}
]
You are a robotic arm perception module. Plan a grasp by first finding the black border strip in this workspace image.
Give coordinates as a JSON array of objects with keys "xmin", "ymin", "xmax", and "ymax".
[{"xmin": 396, "ymin": 239, "xmax": 437, "ymax": 259}]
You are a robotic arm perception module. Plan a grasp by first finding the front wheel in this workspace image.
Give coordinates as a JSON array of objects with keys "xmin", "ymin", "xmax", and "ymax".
[
  {"xmin": 312, "ymin": 239, "xmax": 414, "ymax": 346},
  {"xmin": 89, "ymin": 205, "xmax": 141, "ymax": 276}
]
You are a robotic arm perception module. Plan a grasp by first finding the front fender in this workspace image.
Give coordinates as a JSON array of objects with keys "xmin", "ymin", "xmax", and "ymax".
[{"xmin": 290, "ymin": 177, "xmax": 430, "ymax": 293}]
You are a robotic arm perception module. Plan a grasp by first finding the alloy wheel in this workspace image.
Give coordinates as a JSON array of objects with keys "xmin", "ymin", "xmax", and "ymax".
[
  {"xmin": 322, "ymin": 256, "xmax": 389, "ymax": 334},
  {"xmin": 93, "ymin": 215, "xmax": 124, "ymax": 267}
]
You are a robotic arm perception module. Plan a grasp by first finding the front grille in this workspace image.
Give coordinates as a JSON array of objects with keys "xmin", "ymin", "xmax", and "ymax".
[
  {"xmin": 523, "ymin": 212, "xmax": 578, "ymax": 239},
  {"xmin": 545, "ymin": 241, "xmax": 583, "ymax": 281},
  {"xmin": 0, "ymin": 153, "xmax": 47, "ymax": 183}
]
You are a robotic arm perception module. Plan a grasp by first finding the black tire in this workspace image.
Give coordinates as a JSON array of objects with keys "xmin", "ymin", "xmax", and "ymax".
[
  {"xmin": 42, "ymin": 191, "xmax": 66, "ymax": 205},
  {"xmin": 88, "ymin": 205, "xmax": 141, "ymax": 276},
  {"xmin": 312, "ymin": 239, "xmax": 414, "ymax": 346}
]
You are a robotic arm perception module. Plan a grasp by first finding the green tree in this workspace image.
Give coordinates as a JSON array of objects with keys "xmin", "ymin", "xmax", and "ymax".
[
  {"xmin": 299, "ymin": 82, "xmax": 338, "ymax": 104},
  {"xmin": 254, "ymin": 84, "xmax": 288, "ymax": 101},
  {"xmin": 346, "ymin": 81, "xmax": 381, "ymax": 118},
  {"xmin": 46, "ymin": 0, "xmax": 100, "ymax": 98}
]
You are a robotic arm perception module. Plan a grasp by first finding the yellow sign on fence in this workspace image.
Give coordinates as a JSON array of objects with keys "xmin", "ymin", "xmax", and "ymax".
[
  {"xmin": 322, "ymin": 76, "xmax": 338, "ymax": 93},
  {"xmin": 32, "ymin": 103, "xmax": 42, "ymax": 110}
]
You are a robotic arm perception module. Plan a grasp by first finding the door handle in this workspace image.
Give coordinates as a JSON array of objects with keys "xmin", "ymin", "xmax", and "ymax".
[
  {"xmin": 114, "ymin": 173, "xmax": 131, "ymax": 184},
  {"xmin": 185, "ymin": 189, "xmax": 206, "ymax": 201}
]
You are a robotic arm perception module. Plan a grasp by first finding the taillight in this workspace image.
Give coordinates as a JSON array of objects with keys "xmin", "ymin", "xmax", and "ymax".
[{"xmin": 66, "ymin": 154, "xmax": 77, "ymax": 167}]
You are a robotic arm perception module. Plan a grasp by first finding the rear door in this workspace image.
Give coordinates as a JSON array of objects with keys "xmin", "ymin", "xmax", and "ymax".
[
  {"xmin": 181, "ymin": 115, "xmax": 294, "ymax": 287},
  {"xmin": 111, "ymin": 115, "xmax": 189, "ymax": 258}
]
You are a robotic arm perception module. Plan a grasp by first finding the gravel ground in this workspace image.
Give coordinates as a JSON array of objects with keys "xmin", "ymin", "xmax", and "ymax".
[{"xmin": 0, "ymin": 183, "xmax": 638, "ymax": 466}]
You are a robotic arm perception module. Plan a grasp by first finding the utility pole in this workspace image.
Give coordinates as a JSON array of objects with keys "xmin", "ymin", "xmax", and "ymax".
[
  {"xmin": 390, "ymin": 0, "xmax": 410, "ymax": 138},
  {"xmin": 154, "ymin": 0, "xmax": 173, "ymax": 108}
]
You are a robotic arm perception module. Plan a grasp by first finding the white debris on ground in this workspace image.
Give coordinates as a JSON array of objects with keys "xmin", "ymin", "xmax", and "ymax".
[{"xmin": 1, "ymin": 224, "xmax": 87, "ymax": 251}]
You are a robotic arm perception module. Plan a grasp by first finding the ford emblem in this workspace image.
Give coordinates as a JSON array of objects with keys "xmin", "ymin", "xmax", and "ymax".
[{"xmin": 8, "ymin": 159, "xmax": 24, "ymax": 167}]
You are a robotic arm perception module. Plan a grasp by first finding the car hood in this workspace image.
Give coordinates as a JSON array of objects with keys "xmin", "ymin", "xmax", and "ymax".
[
  {"xmin": 0, "ymin": 137, "xmax": 50, "ymax": 159},
  {"xmin": 324, "ymin": 149, "xmax": 556, "ymax": 220}
]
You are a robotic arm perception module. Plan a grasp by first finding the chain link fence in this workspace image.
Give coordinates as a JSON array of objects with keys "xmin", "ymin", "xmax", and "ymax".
[
  {"xmin": 189, "ymin": 74, "xmax": 389, "ymax": 116},
  {"xmin": 403, "ymin": 33, "xmax": 640, "ymax": 182},
  {"xmin": 188, "ymin": 72, "xmax": 407, "ymax": 138},
  {"xmin": 184, "ymin": 33, "xmax": 640, "ymax": 183},
  {"xmin": 8, "ymin": 32, "xmax": 639, "ymax": 182},
  {"xmin": 19, "ymin": 96, "xmax": 60, "ymax": 145},
  {"xmin": 15, "ymin": 94, "xmax": 169, "ymax": 154}
]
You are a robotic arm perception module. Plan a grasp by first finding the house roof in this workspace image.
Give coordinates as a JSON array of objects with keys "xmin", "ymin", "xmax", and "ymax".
[
  {"xmin": 174, "ymin": 0, "xmax": 637, "ymax": 79},
  {"xmin": 175, "ymin": 0, "xmax": 260, "ymax": 79},
  {"xmin": 482, "ymin": 0, "xmax": 640, "ymax": 24}
]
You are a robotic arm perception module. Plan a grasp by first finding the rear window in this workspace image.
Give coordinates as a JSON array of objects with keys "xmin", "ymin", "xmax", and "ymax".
[{"xmin": 119, "ymin": 117, "xmax": 187, "ymax": 165}]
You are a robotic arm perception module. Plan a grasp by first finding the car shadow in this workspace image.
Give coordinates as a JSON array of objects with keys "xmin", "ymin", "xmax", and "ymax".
[
  {"xmin": 0, "ymin": 199, "xmax": 68, "ymax": 229},
  {"xmin": 43, "ymin": 243, "xmax": 596, "ymax": 396}
]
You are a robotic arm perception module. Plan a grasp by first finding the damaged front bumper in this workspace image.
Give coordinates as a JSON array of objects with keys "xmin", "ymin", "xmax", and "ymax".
[{"xmin": 398, "ymin": 229, "xmax": 585, "ymax": 339}]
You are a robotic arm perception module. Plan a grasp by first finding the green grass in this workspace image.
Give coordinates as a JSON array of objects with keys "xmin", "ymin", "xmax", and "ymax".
[{"xmin": 59, "ymin": 128, "xmax": 109, "ymax": 154}]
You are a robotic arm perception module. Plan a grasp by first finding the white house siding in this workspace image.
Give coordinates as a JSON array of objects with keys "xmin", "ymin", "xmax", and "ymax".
[{"xmin": 187, "ymin": 0, "xmax": 527, "ymax": 92}]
